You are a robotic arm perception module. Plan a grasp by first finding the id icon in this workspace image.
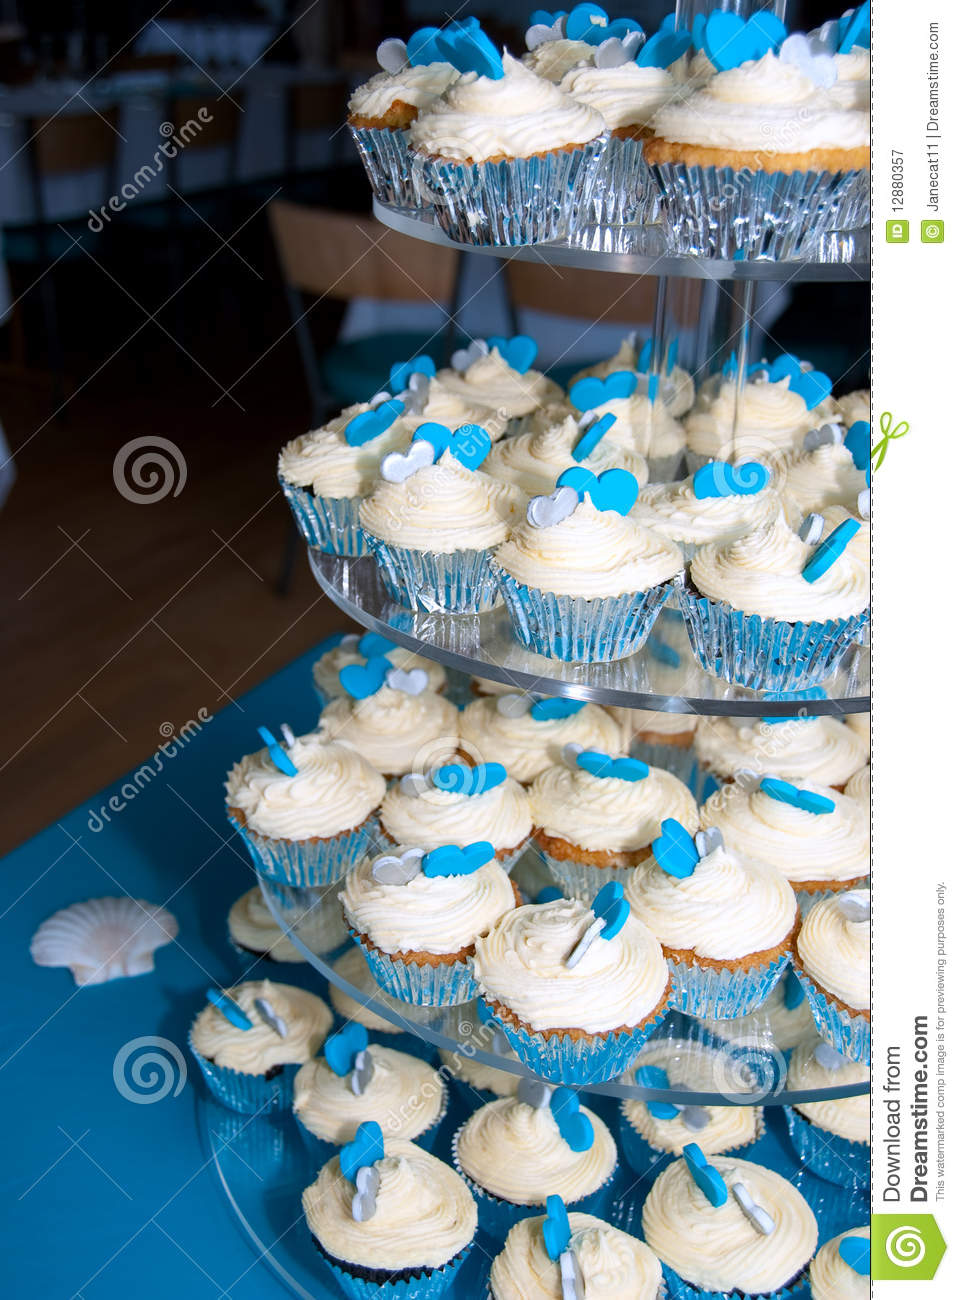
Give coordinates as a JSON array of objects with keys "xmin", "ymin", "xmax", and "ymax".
[{"xmin": 886, "ymin": 220, "xmax": 909, "ymax": 243}]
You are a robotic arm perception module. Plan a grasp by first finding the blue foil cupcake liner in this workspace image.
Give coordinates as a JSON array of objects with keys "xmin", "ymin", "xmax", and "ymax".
[
  {"xmin": 649, "ymin": 162, "xmax": 870, "ymax": 261},
  {"xmin": 537, "ymin": 847, "xmax": 637, "ymax": 906},
  {"xmin": 666, "ymin": 952, "xmax": 791, "ymax": 1020},
  {"xmin": 363, "ymin": 533, "xmax": 500, "ymax": 612},
  {"xmin": 659, "ymin": 1260, "xmax": 810, "ymax": 1300},
  {"xmin": 227, "ymin": 811, "xmax": 380, "ymax": 888},
  {"xmin": 618, "ymin": 1107, "xmax": 763, "ymax": 1177},
  {"xmin": 676, "ymin": 583, "xmax": 870, "ymax": 691},
  {"xmin": 795, "ymin": 882, "xmax": 868, "ymax": 916},
  {"xmin": 189, "ymin": 1037, "xmax": 294, "ymax": 1114},
  {"xmin": 348, "ymin": 124, "xmax": 422, "ymax": 209},
  {"xmin": 352, "ymin": 934, "xmax": 478, "ymax": 1007},
  {"xmin": 412, "ymin": 138, "xmax": 607, "ymax": 246},
  {"xmin": 320, "ymin": 1242, "xmax": 474, "ymax": 1300},
  {"xmin": 278, "ymin": 479, "xmax": 368, "ymax": 556},
  {"xmin": 784, "ymin": 1107, "xmax": 868, "ymax": 1189},
  {"xmin": 572, "ymin": 132, "xmax": 659, "ymax": 228},
  {"xmin": 794, "ymin": 969, "xmax": 871, "ymax": 1065},
  {"xmin": 493, "ymin": 566, "xmax": 671, "ymax": 663},
  {"xmin": 482, "ymin": 1000, "xmax": 667, "ymax": 1085},
  {"xmin": 629, "ymin": 739, "xmax": 698, "ymax": 790}
]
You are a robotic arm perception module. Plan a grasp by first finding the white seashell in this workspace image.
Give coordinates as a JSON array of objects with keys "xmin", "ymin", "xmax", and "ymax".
[{"xmin": 30, "ymin": 897, "xmax": 178, "ymax": 986}]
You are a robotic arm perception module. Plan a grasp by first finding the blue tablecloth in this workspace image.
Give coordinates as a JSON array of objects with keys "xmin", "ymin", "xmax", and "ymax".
[{"xmin": 2, "ymin": 646, "xmax": 326, "ymax": 1298}]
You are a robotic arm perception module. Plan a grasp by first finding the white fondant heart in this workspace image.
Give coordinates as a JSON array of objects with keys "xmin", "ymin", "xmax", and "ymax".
[
  {"xmin": 376, "ymin": 38, "xmax": 408, "ymax": 74},
  {"xmin": 732, "ymin": 1181, "xmax": 775, "ymax": 1236},
  {"xmin": 369, "ymin": 390, "xmax": 393, "ymax": 408},
  {"xmin": 560, "ymin": 1249, "xmax": 586, "ymax": 1300},
  {"xmin": 517, "ymin": 1077, "xmax": 552, "ymax": 1109},
  {"xmin": 371, "ymin": 848, "xmax": 424, "ymax": 885},
  {"xmin": 496, "ymin": 694, "xmax": 530, "ymax": 718},
  {"xmin": 695, "ymin": 827, "xmax": 724, "ymax": 859},
  {"xmin": 279, "ymin": 723, "xmax": 296, "ymax": 747},
  {"xmin": 380, "ymin": 438, "xmax": 435, "ymax": 483},
  {"xmin": 798, "ymin": 513, "xmax": 825, "ymax": 545},
  {"xmin": 562, "ymin": 741, "xmax": 584, "ymax": 770},
  {"xmin": 351, "ymin": 1164, "xmax": 381, "ymax": 1221},
  {"xmin": 386, "ymin": 667, "xmax": 429, "ymax": 696},
  {"xmin": 813, "ymin": 1040, "xmax": 848, "ymax": 1070},
  {"xmin": 836, "ymin": 893, "xmax": 870, "ymax": 923},
  {"xmin": 858, "ymin": 488, "xmax": 870, "ymax": 520},
  {"xmin": 527, "ymin": 485, "xmax": 578, "ymax": 529},
  {"xmin": 780, "ymin": 34, "xmax": 838, "ymax": 89},
  {"xmin": 564, "ymin": 915, "xmax": 605, "ymax": 970},
  {"xmin": 254, "ymin": 997, "xmax": 288, "ymax": 1038},
  {"xmin": 525, "ymin": 17, "xmax": 565, "ymax": 50},
  {"xmin": 400, "ymin": 772, "xmax": 429, "ymax": 796},
  {"xmin": 594, "ymin": 36, "xmax": 631, "ymax": 68},
  {"xmin": 450, "ymin": 339, "xmax": 488, "ymax": 372},
  {"xmin": 350, "ymin": 1048, "xmax": 374, "ymax": 1095}
]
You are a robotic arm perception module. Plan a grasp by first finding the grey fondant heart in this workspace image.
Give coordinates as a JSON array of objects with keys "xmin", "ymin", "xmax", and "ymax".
[
  {"xmin": 735, "ymin": 768, "xmax": 763, "ymax": 793},
  {"xmin": 517, "ymin": 1077, "xmax": 552, "ymax": 1109},
  {"xmin": 381, "ymin": 438, "xmax": 435, "ymax": 483},
  {"xmin": 400, "ymin": 772, "xmax": 429, "ymax": 796},
  {"xmin": 386, "ymin": 667, "xmax": 429, "ymax": 696},
  {"xmin": 695, "ymin": 827, "xmax": 724, "ymax": 859},
  {"xmin": 732, "ymin": 1181, "xmax": 775, "ymax": 1236},
  {"xmin": 858, "ymin": 488, "xmax": 870, "ymax": 520},
  {"xmin": 560, "ymin": 1249, "xmax": 586, "ymax": 1300},
  {"xmin": 836, "ymin": 893, "xmax": 870, "ymax": 923},
  {"xmin": 279, "ymin": 723, "xmax": 296, "ymax": 748},
  {"xmin": 813, "ymin": 1040, "xmax": 848, "ymax": 1070},
  {"xmin": 680, "ymin": 1104, "xmax": 711, "ymax": 1131},
  {"xmin": 525, "ymin": 16, "xmax": 565, "ymax": 50},
  {"xmin": 804, "ymin": 423, "xmax": 844, "ymax": 452},
  {"xmin": 562, "ymin": 742, "xmax": 584, "ymax": 770},
  {"xmin": 376, "ymin": 38, "xmax": 408, "ymax": 74},
  {"xmin": 565, "ymin": 915, "xmax": 605, "ymax": 970},
  {"xmin": 450, "ymin": 339, "xmax": 488, "ymax": 373},
  {"xmin": 351, "ymin": 1164, "xmax": 381, "ymax": 1221},
  {"xmin": 371, "ymin": 848, "xmax": 424, "ymax": 885},
  {"xmin": 594, "ymin": 36, "xmax": 631, "ymax": 68},
  {"xmin": 496, "ymin": 694, "xmax": 530, "ymax": 718},
  {"xmin": 798, "ymin": 513, "xmax": 825, "ymax": 544},
  {"xmin": 527, "ymin": 485, "xmax": 578, "ymax": 529},
  {"xmin": 350, "ymin": 1048, "xmax": 374, "ymax": 1096},
  {"xmin": 254, "ymin": 997, "xmax": 288, "ymax": 1038}
]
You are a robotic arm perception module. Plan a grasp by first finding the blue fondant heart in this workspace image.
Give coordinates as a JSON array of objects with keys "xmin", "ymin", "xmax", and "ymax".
[
  {"xmin": 407, "ymin": 27, "xmax": 447, "ymax": 65},
  {"xmin": 412, "ymin": 421, "xmax": 452, "ymax": 458},
  {"xmin": 257, "ymin": 725, "xmax": 298, "ymax": 777},
  {"xmin": 666, "ymin": 338, "xmax": 679, "ymax": 372},
  {"xmin": 647, "ymin": 636, "xmax": 681, "ymax": 668},
  {"xmin": 556, "ymin": 466, "xmax": 638, "ymax": 515},
  {"xmin": 692, "ymin": 461, "xmax": 770, "ymax": 499},
  {"xmin": 691, "ymin": 12, "xmax": 707, "ymax": 50},
  {"xmin": 844, "ymin": 421, "xmax": 870, "ymax": 471},
  {"xmin": 324, "ymin": 1022, "xmax": 369, "ymax": 1077},
  {"xmin": 389, "ymin": 356, "xmax": 435, "ymax": 395},
  {"xmin": 702, "ymin": 13, "xmax": 755, "ymax": 69},
  {"xmin": 344, "ymin": 399, "xmax": 405, "ymax": 447},
  {"xmin": 543, "ymin": 1194, "xmax": 571, "ymax": 1261},
  {"xmin": 530, "ymin": 698, "xmax": 586, "ymax": 721},
  {"xmin": 357, "ymin": 631, "xmax": 395, "ymax": 659},
  {"xmin": 445, "ymin": 19, "xmax": 504, "ymax": 77},
  {"xmin": 568, "ymin": 370, "xmax": 638, "ymax": 411},
  {"xmin": 652, "ymin": 818, "xmax": 699, "ymax": 879},
  {"xmin": 422, "ymin": 841, "xmax": 494, "ymax": 877},
  {"xmin": 603, "ymin": 17, "xmax": 642, "ymax": 43},
  {"xmin": 637, "ymin": 338, "xmax": 653, "ymax": 371},
  {"xmin": 636, "ymin": 1064, "xmax": 680, "ymax": 1119},
  {"xmin": 591, "ymin": 879, "xmax": 629, "ymax": 939},
  {"xmin": 838, "ymin": 3, "xmax": 870, "ymax": 54},
  {"xmin": 838, "ymin": 1235, "xmax": 871, "ymax": 1275},
  {"xmin": 537, "ymin": 886, "xmax": 565, "ymax": 903},
  {"xmin": 531, "ymin": 10, "xmax": 565, "ymax": 27},
  {"xmin": 791, "ymin": 368, "xmax": 833, "ymax": 410},
  {"xmin": 802, "ymin": 518, "xmax": 861, "ymax": 583},
  {"xmin": 340, "ymin": 1121, "xmax": 384, "ymax": 1183},
  {"xmin": 487, "ymin": 334, "xmax": 538, "ymax": 374},
  {"xmin": 781, "ymin": 968, "xmax": 806, "ymax": 1011},
  {"xmin": 565, "ymin": 3, "xmax": 608, "ymax": 42},
  {"xmin": 637, "ymin": 27, "xmax": 690, "ymax": 67},
  {"xmin": 206, "ymin": 988, "xmax": 253, "ymax": 1030},
  {"xmin": 577, "ymin": 750, "xmax": 649, "ymax": 783},
  {"xmin": 572, "ymin": 411, "xmax": 616, "ymax": 462},
  {"xmin": 431, "ymin": 762, "xmax": 506, "ymax": 795},
  {"xmin": 766, "ymin": 353, "xmax": 803, "ymax": 383},
  {"xmin": 683, "ymin": 1142, "xmax": 728, "ymax": 1206},
  {"xmin": 339, "ymin": 655, "xmax": 391, "ymax": 699},
  {"xmin": 550, "ymin": 1086, "xmax": 594, "ymax": 1151},
  {"xmin": 760, "ymin": 777, "xmax": 836, "ymax": 815},
  {"xmin": 450, "ymin": 423, "xmax": 492, "ymax": 470}
]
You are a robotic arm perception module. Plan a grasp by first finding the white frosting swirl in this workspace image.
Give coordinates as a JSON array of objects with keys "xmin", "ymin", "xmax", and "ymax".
[
  {"xmin": 810, "ymin": 1228, "xmax": 870, "ymax": 1300},
  {"xmin": 788, "ymin": 1036, "xmax": 869, "ymax": 1142},
  {"xmin": 836, "ymin": 389, "xmax": 870, "ymax": 427},
  {"xmin": 701, "ymin": 781, "xmax": 869, "ymax": 886},
  {"xmin": 782, "ymin": 443, "xmax": 866, "ymax": 518},
  {"xmin": 560, "ymin": 62, "xmax": 674, "ymax": 132},
  {"xmin": 830, "ymin": 48, "xmax": 870, "ymax": 111},
  {"xmin": 380, "ymin": 775, "xmax": 532, "ymax": 853},
  {"xmin": 457, "ymin": 1096, "xmax": 616, "ymax": 1205},
  {"xmin": 314, "ymin": 687, "xmax": 459, "ymax": 776},
  {"xmin": 797, "ymin": 889, "xmax": 869, "ymax": 1010},
  {"xmin": 490, "ymin": 1212, "xmax": 661, "ymax": 1300},
  {"xmin": 530, "ymin": 762, "xmax": 697, "ymax": 854},
  {"xmin": 329, "ymin": 946, "xmax": 406, "ymax": 1034},
  {"xmin": 474, "ymin": 896, "xmax": 669, "ymax": 1033},
  {"xmin": 642, "ymin": 1154, "xmax": 818, "ymax": 1293},
  {"xmin": 569, "ymin": 339, "xmax": 695, "ymax": 417},
  {"xmin": 522, "ymin": 39, "xmax": 594, "ymax": 83},
  {"xmin": 611, "ymin": 705, "xmax": 697, "ymax": 740},
  {"xmin": 293, "ymin": 1045, "xmax": 445, "ymax": 1142},
  {"xmin": 845, "ymin": 764, "xmax": 870, "ymax": 810},
  {"xmin": 228, "ymin": 886, "xmax": 345, "ymax": 960},
  {"xmin": 690, "ymin": 511, "xmax": 869, "ymax": 621},
  {"xmin": 348, "ymin": 62, "xmax": 460, "ymax": 119},
  {"xmin": 684, "ymin": 376, "xmax": 836, "ymax": 462},
  {"xmin": 302, "ymin": 1139, "xmax": 477, "ymax": 1270},
  {"xmin": 434, "ymin": 348, "xmax": 564, "ymax": 420},
  {"xmin": 626, "ymin": 845, "xmax": 798, "ymax": 960},
  {"xmin": 651, "ymin": 51, "xmax": 869, "ymax": 153},
  {"xmin": 409, "ymin": 53, "xmax": 604, "ymax": 162},
  {"xmin": 694, "ymin": 715, "xmax": 868, "ymax": 786},
  {"xmin": 278, "ymin": 407, "xmax": 409, "ymax": 499},
  {"xmin": 358, "ymin": 453, "xmax": 517, "ymax": 552},
  {"xmin": 584, "ymin": 391, "xmax": 686, "ymax": 461},
  {"xmin": 496, "ymin": 499, "xmax": 683, "ymax": 598},
  {"xmin": 225, "ymin": 736, "xmax": 385, "ymax": 840},
  {"xmin": 485, "ymin": 415, "xmax": 649, "ymax": 498},
  {"xmin": 410, "ymin": 376, "xmax": 510, "ymax": 440},
  {"xmin": 190, "ymin": 979, "xmax": 332, "ymax": 1073},
  {"xmin": 632, "ymin": 473, "xmax": 782, "ymax": 547},
  {"xmin": 458, "ymin": 697, "xmax": 625, "ymax": 784},
  {"xmin": 340, "ymin": 851, "xmax": 515, "ymax": 955}
]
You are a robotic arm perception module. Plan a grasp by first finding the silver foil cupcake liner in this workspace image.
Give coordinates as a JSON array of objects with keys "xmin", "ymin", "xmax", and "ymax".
[
  {"xmin": 493, "ymin": 565, "xmax": 671, "ymax": 662},
  {"xmin": 795, "ymin": 969, "xmax": 871, "ymax": 1065},
  {"xmin": 572, "ymin": 132, "xmax": 659, "ymax": 228},
  {"xmin": 412, "ymin": 138, "xmax": 607, "ymax": 246},
  {"xmin": 784, "ymin": 1107, "xmax": 869, "ymax": 1189},
  {"xmin": 676, "ymin": 582, "xmax": 871, "ymax": 691},
  {"xmin": 352, "ymin": 933, "xmax": 479, "ymax": 1007},
  {"xmin": 363, "ymin": 533, "xmax": 501, "ymax": 612},
  {"xmin": 279, "ymin": 479, "xmax": 368, "ymax": 556},
  {"xmin": 227, "ymin": 811, "xmax": 380, "ymax": 888},
  {"xmin": 628, "ymin": 737, "xmax": 697, "ymax": 790},
  {"xmin": 348, "ymin": 124, "xmax": 422, "ymax": 210},
  {"xmin": 649, "ymin": 162, "xmax": 870, "ymax": 260},
  {"xmin": 666, "ymin": 952, "xmax": 791, "ymax": 1020},
  {"xmin": 537, "ymin": 847, "xmax": 638, "ymax": 906}
]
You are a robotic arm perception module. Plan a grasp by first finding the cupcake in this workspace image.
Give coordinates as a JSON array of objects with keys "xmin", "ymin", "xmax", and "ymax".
[
  {"xmin": 611, "ymin": 705, "xmax": 699, "ymax": 786},
  {"xmin": 696, "ymin": 967, "xmax": 816, "ymax": 1057},
  {"xmin": 189, "ymin": 980, "xmax": 333, "ymax": 1113},
  {"xmin": 845, "ymin": 710, "xmax": 870, "ymax": 745},
  {"xmin": 568, "ymin": 371, "xmax": 687, "ymax": 482},
  {"xmin": 570, "ymin": 335, "xmax": 695, "ymax": 418},
  {"xmin": 620, "ymin": 1039, "xmax": 764, "ymax": 1173},
  {"xmin": 627, "ymin": 824, "xmax": 799, "ymax": 1019},
  {"xmin": 278, "ymin": 402, "xmax": 410, "ymax": 555},
  {"xmin": 314, "ymin": 673, "xmax": 460, "ymax": 778},
  {"xmin": 359, "ymin": 443, "xmax": 517, "ymax": 612},
  {"xmin": 453, "ymin": 1090, "xmax": 617, "ymax": 1236},
  {"xmin": 226, "ymin": 732, "xmax": 384, "ymax": 887},
  {"xmin": 646, "ymin": 48, "xmax": 869, "ymax": 258},
  {"xmin": 529, "ymin": 752, "xmax": 698, "ymax": 901},
  {"xmin": 795, "ymin": 890, "xmax": 870, "ymax": 1063},
  {"xmin": 312, "ymin": 632, "xmax": 446, "ymax": 706},
  {"xmin": 642, "ymin": 1147, "xmax": 818, "ymax": 1299},
  {"xmin": 340, "ymin": 843, "xmax": 517, "ymax": 1006},
  {"xmin": 329, "ymin": 946, "xmax": 408, "ymax": 1036},
  {"xmin": 684, "ymin": 372, "xmax": 838, "ymax": 470},
  {"xmin": 380, "ymin": 762, "xmax": 532, "ymax": 871},
  {"xmin": 809, "ymin": 1228, "xmax": 870, "ymax": 1300},
  {"xmin": 347, "ymin": 50, "xmax": 460, "ymax": 206},
  {"xmin": 693, "ymin": 714, "xmax": 868, "ymax": 793},
  {"xmin": 303, "ymin": 1131, "xmax": 477, "ymax": 1300},
  {"xmin": 293, "ymin": 1032, "xmax": 447, "ymax": 1162},
  {"xmin": 485, "ymin": 413, "xmax": 649, "ymax": 499},
  {"xmin": 781, "ymin": 435, "xmax": 867, "ymax": 521},
  {"xmin": 836, "ymin": 388, "xmax": 871, "ymax": 427},
  {"xmin": 784, "ymin": 1037, "xmax": 869, "ymax": 1187},
  {"xmin": 433, "ymin": 338, "xmax": 565, "ymax": 431},
  {"xmin": 227, "ymin": 885, "xmax": 346, "ymax": 962},
  {"xmin": 844, "ymin": 764, "xmax": 869, "ymax": 811},
  {"xmin": 473, "ymin": 892, "xmax": 672, "ymax": 1083},
  {"xmin": 700, "ymin": 778, "xmax": 869, "ymax": 909},
  {"xmin": 829, "ymin": 46, "xmax": 870, "ymax": 111},
  {"xmin": 489, "ymin": 1209, "xmax": 662, "ymax": 1300},
  {"xmin": 493, "ymin": 473, "xmax": 683, "ymax": 662},
  {"xmin": 438, "ymin": 1043, "xmax": 521, "ymax": 1104},
  {"xmin": 410, "ymin": 51, "xmax": 606, "ymax": 245},
  {"xmin": 632, "ymin": 461, "xmax": 783, "ymax": 561},
  {"xmin": 458, "ymin": 695, "xmax": 624, "ymax": 784},
  {"xmin": 679, "ymin": 511, "xmax": 870, "ymax": 690}
]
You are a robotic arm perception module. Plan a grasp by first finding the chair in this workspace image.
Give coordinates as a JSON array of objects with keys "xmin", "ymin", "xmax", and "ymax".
[{"xmin": 283, "ymin": 78, "xmax": 350, "ymax": 177}]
